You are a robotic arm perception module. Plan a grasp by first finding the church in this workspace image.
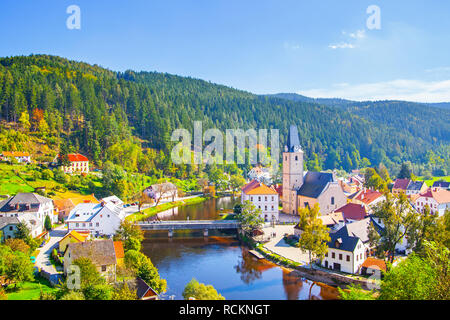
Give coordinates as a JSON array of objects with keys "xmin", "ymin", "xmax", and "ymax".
[{"xmin": 282, "ymin": 125, "xmax": 347, "ymax": 216}]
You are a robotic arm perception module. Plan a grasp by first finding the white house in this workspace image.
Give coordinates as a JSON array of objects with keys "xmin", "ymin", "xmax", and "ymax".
[
  {"xmin": 0, "ymin": 151, "xmax": 31, "ymax": 163},
  {"xmin": 66, "ymin": 199, "xmax": 125, "ymax": 237},
  {"xmin": 413, "ymin": 188, "xmax": 450, "ymax": 216},
  {"xmin": 241, "ymin": 180, "xmax": 279, "ymax": 222},
  {"xmin": 322, "ymin": 229, "xmax": 367, "ymax": 274},
  {"xmin": 321, "ymin": 218, "xmax": 377, "ymax": 274},
  {"xmin": 56, "ymin": 153, "xmax": 90, "ymax": 174},
  {"xmin": 0, "ymin": 193, "xmax": 57, "ymax": 235}
]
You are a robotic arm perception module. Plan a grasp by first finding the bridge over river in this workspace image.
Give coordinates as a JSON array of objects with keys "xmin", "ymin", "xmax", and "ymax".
[{"xmin": 136, "ymin": 220, "xmax": 240, "ymax": 237}]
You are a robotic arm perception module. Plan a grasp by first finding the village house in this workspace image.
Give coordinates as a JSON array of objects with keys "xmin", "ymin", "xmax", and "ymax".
[
  {"xmin": 57, "ymin": 153, "xmax": 90, "ymax": 174},
  {"xmin": 360, "ymin": 257, "xmax": 387, "ymax": 278},
  {"xmin": 392, "ymin": 178, "xmax": 410, "ymax": 195},
  {"xmin": 282, "ymin": 126, "xmax": 347, "ymax": 216},
  {"xmin": 406, "ymin": 180, "xmax": 428, "ymax": 196},
  {"xmin": 0, "ymin": 151, "xmax": 31, "ymax": 163},
  {"xmin": 322, "ymin": 227, "xmax": 366, "ymax": 274},
  {"xmin": 58, "ymin": 230, "xmax": 89, "ymax": 253},
  {"xmin": 413, "ymin": 188, "xmax": 450, "ymax": 216},
  {"xmin": 334, "ymin": 203, "xmax": 368, "ymax": 223},
  {"xmin": 432, "ymin": 181, "xmax": 450, "ymax": 190},
  {"xmin": 64, "ymin": 239, "xmax": 117, "ymax": 282},
  {"xmin": 53, "ymin": 198, "xmax": 75, "ymax": 222},
  {"xmin": 115, "ymin": 277, "xmax": 159, "ymax": 300},
  {"xmin": 321, "ymin": 218, "xmax": 375, "ymax": 274},
  {"xmin": 144, "ymin": 182, "xmax": 178, "ymax": 203},
  {"xmin": 65, "ymin": 197, "xmax": 125, "ymax": 237},
  {"xmin": 247, "ymin": 166, "xmax": 272, "ymax": 185},
  {"xmin": 352, "ymin": 189, "xmax": 385, "ymax": 212},
  {"xmin": 241, "ymin": 180, "xmax": 279, "ymax": 222},
  {"xmin": 0, "ymin": 216, "xmax": 20, "ymax": 242},
  {"xmin": 0, "ymin": 193, "xmax": 57, "ymax": 236}
]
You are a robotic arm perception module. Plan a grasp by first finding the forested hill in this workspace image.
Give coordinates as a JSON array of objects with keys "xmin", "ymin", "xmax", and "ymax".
[{"xmin": 0, "ymin": 54, "xmax": 448, "ymax": 176}]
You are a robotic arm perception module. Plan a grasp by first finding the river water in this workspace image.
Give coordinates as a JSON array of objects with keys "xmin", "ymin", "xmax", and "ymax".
[{"xmin": 141, "ymin": 197, "xmax": 339, "ymax": 300}]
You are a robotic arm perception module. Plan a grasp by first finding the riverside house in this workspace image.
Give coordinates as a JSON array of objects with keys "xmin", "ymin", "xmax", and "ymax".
[
  {"xmin": 241, "ymin": 180, "xmax": 279, "ymax": 222},
  {"xmin": 0, "ymin": 151, "xmax": 31, "ymax": 163},
  {"xmin": 64, "ymin": 239, "xmax": 117, "ymax": 282}
]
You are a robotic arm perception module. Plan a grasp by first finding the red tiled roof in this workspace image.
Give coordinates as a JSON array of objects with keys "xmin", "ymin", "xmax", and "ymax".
[
  {"xmin": 355, "ymin": 189, "xmax": 384, "ymax": 205},
  {"xmin": 242, "ymin": 180, "xmax": 260, "ymax": 193},
  {"xmin": 334, "ymin": 203, "xmax": 368, "ymax": 221},
  {"xmin": 67, "ymin": 153, "xmax": 89, "ymax": 162},
  {"xmin": 393, "ymin": 178, "xmax": 410, "ymax": 190}
]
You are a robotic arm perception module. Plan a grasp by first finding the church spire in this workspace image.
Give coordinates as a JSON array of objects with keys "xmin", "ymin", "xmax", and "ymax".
[{"xmin": 286, "ymin": 125, "xmax": 302, "ymax": 152}]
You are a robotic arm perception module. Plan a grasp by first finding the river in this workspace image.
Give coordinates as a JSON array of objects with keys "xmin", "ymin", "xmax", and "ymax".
[{"xmin": 141, "ymin": 196, "xmax": 339, "ymax": 300}]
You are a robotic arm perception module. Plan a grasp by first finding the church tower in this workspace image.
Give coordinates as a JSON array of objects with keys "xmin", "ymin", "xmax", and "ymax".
[{"xmin": 282, "ymin": 125, "xmax": 304, "ymax": 215}]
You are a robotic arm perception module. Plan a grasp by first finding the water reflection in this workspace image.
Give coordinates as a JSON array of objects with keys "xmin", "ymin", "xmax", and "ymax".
[{"xmin": 141, "ymin": 197, "xmax": 339, "ymax": 300}]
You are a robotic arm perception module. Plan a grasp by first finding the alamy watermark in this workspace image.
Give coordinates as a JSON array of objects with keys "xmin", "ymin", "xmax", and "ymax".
[
  {"xmin": 66, "ymin": 5, "xmax": 81, "ymax": 30},
  {"xmin": 171, "ymin": 121, "xmax": 280, "ymax": 170}
]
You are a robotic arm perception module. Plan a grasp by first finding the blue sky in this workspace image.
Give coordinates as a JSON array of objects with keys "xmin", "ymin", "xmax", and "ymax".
[{"xmin": 1, "ymin": 0, "xmax": 450, "ymax": 102}]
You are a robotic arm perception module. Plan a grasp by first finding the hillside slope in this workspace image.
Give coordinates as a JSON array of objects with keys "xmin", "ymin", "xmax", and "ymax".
[{"xmin": 0, "ymin": 54, "xmax": 448, "ymax": 175}]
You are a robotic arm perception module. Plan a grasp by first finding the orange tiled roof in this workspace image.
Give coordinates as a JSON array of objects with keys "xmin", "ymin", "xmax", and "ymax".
[
  {"xmin": 65, "ymin": 153, "xmax": 89, "ymax": 162},
  {"xmin": 245, "ymin": 183, "xmax": 278, "ymax": 195},
  {"xmin": 113, "ymin": 241, "xmax": 125, "ymax": 259},
  {"xmin": 70, "ymin": 194, "xmax": 99, "ymax": 206},
  {"xmin": 2, "ymin": 151, "xmax": 30, "ymax": 157},
  {"xmin": 53, "ymin": 198, "xmax": 75, "ymax": 210},
  {"xmin": 61, "ymin": 230, "xmax": 88, "ymax": 243},
  {"xmin": 361, "ymin": 257, "xmax": 386, "ymax": 272}
]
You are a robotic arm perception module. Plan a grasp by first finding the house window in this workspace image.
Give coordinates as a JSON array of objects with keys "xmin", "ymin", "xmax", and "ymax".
[
  {"xmin": 331, "ymin": 197, "xmax": 335, "ymax": 205},
  {"xmin": 251, "ymin": 197, "xmax": 253, "ymax": 201},
  {"xmin": 265, "ymin": 196, "xmax": 267, "ymax": 201},
  {"xmin": 101, "ymin": 265, "xmax": 107, "ymax": 272},
  {"xmin": 339, "ymin": 254, "xmax": 342, "ymax": 260},
  {"xmin": 325, "ymin": 252, "xmax": 328, "ymax": 257},
  {"xmin": 265, "ymin": 206, "xmax": 267, "ymax": 211},
  {"xmin": 271, "ymin": 196, "xmax": 274, "ymax": 201},
  {"xmin": 96, "ymin": 223, "xmax": 99, "ymax": 227},
  {"xmin": 346, "ymin": 255, "xmax": 350, "ymax": 262},
  {"xmin": 271, "ymin": 206, "xmax": 274, "ymax": 210},
  {"xmin": 331, "ymin": 252, "xmax": 335, "ymax": 259},
  {"xmin": 295, "ymin": 156, "xmax": 298, "ymax": 161},
  {"xmin": 258, "ymin": 197, "xmax": 261, "ymax": 201}
]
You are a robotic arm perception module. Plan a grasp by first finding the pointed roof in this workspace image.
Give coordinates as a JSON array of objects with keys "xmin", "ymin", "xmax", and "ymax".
[
  {"xmin": 334, "ymin": 203, "xmax": 368, "ymax": 221},
  {"xmin": 286, "ymin": 125, "xmax": 302, "ymax": 152}
]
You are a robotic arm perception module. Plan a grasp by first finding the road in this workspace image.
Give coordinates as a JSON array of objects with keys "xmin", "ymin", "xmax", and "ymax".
[{"xmin": 35, "ymin": 225, "xmax": 67, "ymax": 279}]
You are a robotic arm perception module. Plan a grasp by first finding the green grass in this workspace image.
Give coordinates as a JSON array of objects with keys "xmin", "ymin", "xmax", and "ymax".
[
  {"xmin": 6, "ymin": 276, "xmax": 58, "ymax": 300},
  {"xmin": 125, "ymin": 196, "xmax": 209, "ymax": 222}
]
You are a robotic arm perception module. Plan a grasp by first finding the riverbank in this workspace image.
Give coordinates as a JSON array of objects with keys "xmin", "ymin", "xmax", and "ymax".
[
  {"xmin": 238, "ymin": 227, "xmax": 378, "ymax": 292},
  {"xmin": 125, "ymin": 196, "xmax": 209, "ymax": 222}
]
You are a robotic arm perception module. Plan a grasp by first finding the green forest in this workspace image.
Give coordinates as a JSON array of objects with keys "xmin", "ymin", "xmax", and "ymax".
[{"xmin": 0, "ymin": 54, "xmax": 448, "ymax": 179}]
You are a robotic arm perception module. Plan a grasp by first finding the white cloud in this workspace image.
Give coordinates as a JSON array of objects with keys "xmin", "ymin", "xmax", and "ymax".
[
  {"xmin": 298, "ymin": 79, "xmax": 450, "ymax": 103},
  {"xmin": 329, "ymin": 29, "xmax": 366, "ymax": 49},
  {"xmin": 328, "ymin": 42, "xmax": 356, "ymax": 49},
  {"xmin": 343, "ymin": 29, "xmax": 366, "ymax": 39}
]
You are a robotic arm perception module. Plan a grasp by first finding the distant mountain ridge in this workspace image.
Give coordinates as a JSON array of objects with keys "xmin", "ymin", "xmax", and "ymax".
[{"xmin": 267, "ymin": 92, "xmax": 450, "ymax": 110}]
